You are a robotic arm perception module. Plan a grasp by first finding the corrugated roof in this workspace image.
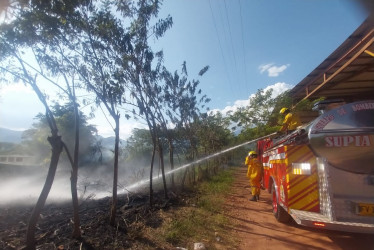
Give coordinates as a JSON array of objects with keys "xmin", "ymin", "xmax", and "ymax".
[{"xmin": 290, "ymin": 15, "xmax": 374, "ymax": 105}]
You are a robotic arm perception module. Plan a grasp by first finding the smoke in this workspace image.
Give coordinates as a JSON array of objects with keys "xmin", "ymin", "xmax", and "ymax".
[
  {"xmin": 0, "ymin": 159, "xmax": 152, "ymax": 207},
  {"xmin": 0, "ymin": 134, "xmax": 255, "ymax": 208},
  {"xmin": 0, "ymin": 164, "xmax": 71, "ymax": 206}
]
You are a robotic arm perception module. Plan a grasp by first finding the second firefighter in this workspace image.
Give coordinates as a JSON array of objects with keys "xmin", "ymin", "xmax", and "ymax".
[{"xmin": 245, "ymin": 151, "xmax": 263, "ymax": 202}]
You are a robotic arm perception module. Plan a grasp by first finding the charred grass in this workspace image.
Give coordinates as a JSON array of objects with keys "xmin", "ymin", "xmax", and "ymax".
[{"xmin": 0, "ymin": 168, "xmax": 237, "ymax": 249}]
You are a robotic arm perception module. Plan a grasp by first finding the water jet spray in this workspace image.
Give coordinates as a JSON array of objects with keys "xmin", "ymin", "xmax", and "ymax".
[{"xmin": 122, "ymin": 132, "xmax": 277, "ymax": 193}]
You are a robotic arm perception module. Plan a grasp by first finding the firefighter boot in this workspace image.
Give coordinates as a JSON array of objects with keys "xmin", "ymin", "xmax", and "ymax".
[
  {"xmin": 249, "ymin": 196, "xmax": 257, "ymax": 202},
  {"xmin": 256, "ymin": 195, "xmax": 260, "ymax": 201}
]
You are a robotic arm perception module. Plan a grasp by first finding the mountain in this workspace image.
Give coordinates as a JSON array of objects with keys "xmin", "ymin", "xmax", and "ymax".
[
  {"xmin": 0, "ymin": 128, "xmax": 24, "ymax": 143},
  {"xmin": 0, "ymin": 128, "xmax": 127, "ymax": 149}
]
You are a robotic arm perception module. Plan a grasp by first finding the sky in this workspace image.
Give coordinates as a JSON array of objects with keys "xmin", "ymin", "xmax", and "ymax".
[{"xmin": 0, "ymin": 0, "xmax": 369, "ymax": 139}]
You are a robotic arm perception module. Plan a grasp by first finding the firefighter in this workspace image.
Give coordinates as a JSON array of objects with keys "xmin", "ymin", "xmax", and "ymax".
[
  {"xmin": 279, "ymin": 107, "xmax": 301, "ymax": 134},
  {"xmin": 245, "ymin": 151, "xmax": 263, "ymax": 202}
]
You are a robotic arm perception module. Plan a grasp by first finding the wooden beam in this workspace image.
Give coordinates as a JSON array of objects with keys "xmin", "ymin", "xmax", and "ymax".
[{"xmin": 300, "ymin": 36, "xmax": 374, "ymax": 102}]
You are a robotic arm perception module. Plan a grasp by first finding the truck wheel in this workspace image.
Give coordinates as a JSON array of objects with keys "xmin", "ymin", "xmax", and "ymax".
[
  {"xmin": 272, "ymin": 183, "xmax": 290, "ymax": 223},
  {"xmin": 267, "ymin": 179, "xmax": 273, "ymax": 194}
]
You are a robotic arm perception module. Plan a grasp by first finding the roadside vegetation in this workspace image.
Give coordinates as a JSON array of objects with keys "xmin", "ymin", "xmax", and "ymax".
[{"xmin": 125, "ymin": 168, "xmax": 237, "ymax": 250}]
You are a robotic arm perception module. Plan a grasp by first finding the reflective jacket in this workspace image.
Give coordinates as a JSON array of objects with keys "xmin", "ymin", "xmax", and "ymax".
[
  {"xmin": 246, "ymin": 157, "xmax": 263, "ymax": 182},
  {"xmin": 281, "ymin": 112, "xmax": 301, "ymax": 131}
]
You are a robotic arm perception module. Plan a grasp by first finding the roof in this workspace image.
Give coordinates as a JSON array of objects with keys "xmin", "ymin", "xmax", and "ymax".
[{"xmin": 289, "ymin": 15, "xmax": 374, "ymax": 105}]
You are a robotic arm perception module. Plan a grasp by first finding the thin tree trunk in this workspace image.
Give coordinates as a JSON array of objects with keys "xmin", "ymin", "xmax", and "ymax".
[
  {"xmin": 181, "ymin": 168, "xmax": 188, "ymax": 189},
  {"xmin": 157, "ymin": 153, "xmax": 161, "ymax": 178},
  {"xmin": 71, "ymin": 100, "xmax": 81, "ymax": 239},
  {"xmin": 26, "ymin": 135, "xmax": 63, "ymax": 250},
  {"xmin": 168, "ymin": 139, "xmax": 175, "ymax": 190},
  {"xmin": 198, "ymin": 165, "xmax": 204, "ymax": 181},
  {"xmin": 149, "ymin": 144, "xmax": 156, "ymax": 206},
  {"xmin": 110, "ymin": 115, "xmax": 120, "ymax": 226},
  {"xmin": 24, "ymin": 79, "xmax": 62, "ymax": 250},
  {"xmin": 158, "ymin": 141, "xmax": 168, "ymax": 199}
]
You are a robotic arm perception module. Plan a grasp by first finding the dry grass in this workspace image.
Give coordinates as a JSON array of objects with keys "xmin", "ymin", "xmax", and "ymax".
[{"xmin": 127, "ymin": 169, "xmax": 238, "ymax": 249}]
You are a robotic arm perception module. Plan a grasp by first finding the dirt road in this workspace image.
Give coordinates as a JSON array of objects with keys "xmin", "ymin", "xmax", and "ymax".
[{"xmin": 223, "ymin": 167, "xmax": 374, "ymax": 250}]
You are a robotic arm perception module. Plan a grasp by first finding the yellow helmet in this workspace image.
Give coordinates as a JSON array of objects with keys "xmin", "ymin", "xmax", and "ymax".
[
  {"xmin": 280, "ymin": 107, "xmax": 289, "ymax": 114},
  {"xmin": 248, "ymin": 151, "xmax": 257, "ymax": 157}
]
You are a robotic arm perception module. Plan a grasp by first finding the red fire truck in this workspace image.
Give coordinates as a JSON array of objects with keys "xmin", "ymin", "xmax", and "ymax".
[{"xmin": 258, "ymin": 99, "xmax": 374, "ymax": 233}]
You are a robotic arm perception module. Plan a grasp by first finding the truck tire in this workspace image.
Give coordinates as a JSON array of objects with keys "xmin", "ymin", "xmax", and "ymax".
[
  {"xmin": 272, "ymin": 183, "xmax": 290, "ymax": 223},
  {"xmin": 267, "ymin": 179, "xmax": 273, "ymax": 194}
]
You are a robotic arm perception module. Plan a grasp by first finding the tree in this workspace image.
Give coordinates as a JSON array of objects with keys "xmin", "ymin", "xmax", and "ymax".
[
  {"xmin": 124, "ymin": 128, "xmax": 153, "ymax": 183},
  {"xmin": 0, "ymin": 0, "xmax": 116, "ymax": 245},
  {"xmin": 22, "ymin": 102, "xmax": 98, "ymax": 164},
  {"xmin": 113, "ymin": 1, "xmax": 173, "ymax": 204},
  {"xmin": 229, "ymin": 88, "xmax": 280, "ymax": 141},
  {"xmin": 0, "ymin": 45, "xmax": 65, "ymax": 248},
  {"xmin": 14, "ymin": 0, "xmax": 171, "ymax": 224},
  {"xmin": 125, "ymin": 128, "xmax": 153, "ymax": 163},
  {"xmin": 161, "ymin": 62, "xmax": 210, "ymax": 187},
  {"xmin": 197, "ymin": 112, "xmax": 233, "ymax": 155}
]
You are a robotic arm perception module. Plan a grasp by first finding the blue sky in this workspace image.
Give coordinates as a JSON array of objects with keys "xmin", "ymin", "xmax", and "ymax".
[
  {"xmin": 0, "ymin": 0, "xmax": 369, "ymax": 138},
  {"xmin": 156, "ymin": 0, "xmax": 367, "ymax": 110}
]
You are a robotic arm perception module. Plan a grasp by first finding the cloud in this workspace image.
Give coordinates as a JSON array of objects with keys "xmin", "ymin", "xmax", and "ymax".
[
  {"xmin": 259, "ymin": 63, "xmax": 290, "ymax": 77},
  {"xmin": 264, "ymin": 82, "xmax": 292, "ymax": 97},
  {"xmin": 210, "ymin": 82, "xmax": 293, "ymax": 116}
]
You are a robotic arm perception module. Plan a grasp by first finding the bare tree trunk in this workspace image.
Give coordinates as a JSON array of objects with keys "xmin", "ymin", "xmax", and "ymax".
[
  {"xmin": 198, "ymin": 165, "xmax": 203, "ymax": 181},
  {"xmin": 168, "ymin": 140, "xmax": 175, "ymax": 190},
  {"xmin": 110, "ymin": 114, "xmax": 120, "ymax": 226},
  {"xmin": 26, "ymin": 135, "xmax": 63, "ymax": 250},
  {"xmin": 189, "ymin": 167, "xmax": 193, "ymax": 186},
  {"xmin": 193, "ymin": 165, "xmax": 196, "ymax": 184},
  {"xmin": 181, "ymin": 168, "xmax": 188, "ymax": 189},
  {"xmin": 158, "ymin": 141, "xmax": 168, "ymax": 199},
  {"xmin": 157, "ymin": 153, "xmax": 161, "ymax": 178},
  {"xmin": 71, "ymin": 100, "xmax": 81, "ymax": 239},
  {"xmin": 24, "ymin": 79, "xmax": 63, "ymax": 250},
  {"xmin": 149, "ymin": 144, "xmax": 156, "ymax": 206}
]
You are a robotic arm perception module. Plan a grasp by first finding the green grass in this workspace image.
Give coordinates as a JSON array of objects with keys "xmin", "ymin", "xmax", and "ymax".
[{"xmin": 162, "ymin": 168, "xmax": 235, "ymax": 247}]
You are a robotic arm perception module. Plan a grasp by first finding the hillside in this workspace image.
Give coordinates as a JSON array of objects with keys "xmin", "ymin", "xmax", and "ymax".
[
  {"xmin": 0, "ymin": 128, "xmax": 23, "ymax": 143},
  {"xmin": 0, "ymin": 127, "xmax": 126, "ymax": 148}
]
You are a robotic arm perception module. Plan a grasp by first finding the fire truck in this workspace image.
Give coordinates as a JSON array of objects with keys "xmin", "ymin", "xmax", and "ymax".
[
  {"xmin": 257, "ymin": 16, "xmax": 374, "ymax": 233},
  {"xmin": 258, "ymin": 100, "xmax": 374, "ymax": 233}
]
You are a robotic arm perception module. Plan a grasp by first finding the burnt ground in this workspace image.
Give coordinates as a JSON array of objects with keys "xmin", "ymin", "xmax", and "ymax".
[{"xmin": 0, "ymin": 189, "xmax": 187, "ymax": 250}]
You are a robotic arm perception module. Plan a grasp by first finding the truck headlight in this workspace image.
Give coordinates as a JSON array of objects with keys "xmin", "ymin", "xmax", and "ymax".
[{"xmin": 292, "ymin": 163, "xmax": 311, "ymax": 175}]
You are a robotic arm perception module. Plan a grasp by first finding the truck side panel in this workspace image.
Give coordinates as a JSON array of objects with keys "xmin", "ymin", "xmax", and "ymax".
[{"xmin": 286, "ymin": 145, "xmax": 320, "ymax": 212}]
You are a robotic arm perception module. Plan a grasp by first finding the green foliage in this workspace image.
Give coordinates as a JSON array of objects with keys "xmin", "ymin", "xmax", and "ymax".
[
  {"xmin": 266, "ymin": 90, "xmax": 293, "ymax": 127},
  {"xmin": 164, "ymin": 169, "xmax": 234, "ymax": 245},
  {"xmin": 294, "ymin": 97, "xmax": 325, "ymax": 111},
  {"xmin": 22, "ymin": 102, "xmax": 98, "ymax": 164},
  {"xmin": 232, "ymin": 89, "xmax": 325, "ymax": 142},
  {"xmin": 125, "ymin": 128, "xmax": 153, "ymax": 161},
  {"xmin": 237, "ymin": 125, "xmax": 278, "ymax": 143},
  {"xmin": 230, "ymin": 88, "xmax": 275, "ymax": 129},
  {"xmin": 196, "ymin": 112, "xmax": 234, "ymax": 154},
  {"xmin": 0, "ymin": 142, "xmax": 19, "ymax": 154},
  {"xmin": 230, "ymin": 89, "xmax": 322, "ymax": 141}
]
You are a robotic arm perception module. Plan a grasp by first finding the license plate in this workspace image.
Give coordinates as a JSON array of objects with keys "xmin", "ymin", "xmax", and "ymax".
[{"xmin": 356, "ymin": 203, "xmax": 374, "ymax": 216}]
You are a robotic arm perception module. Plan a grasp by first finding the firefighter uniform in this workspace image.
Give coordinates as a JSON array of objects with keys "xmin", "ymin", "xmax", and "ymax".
[
  {"xmin": 245, "ymin": 151, "xmax": 263, "ymax": 201},
  {"xmin": 279, "ymin": 108, "xmax": 301, "ymax": 132}
]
